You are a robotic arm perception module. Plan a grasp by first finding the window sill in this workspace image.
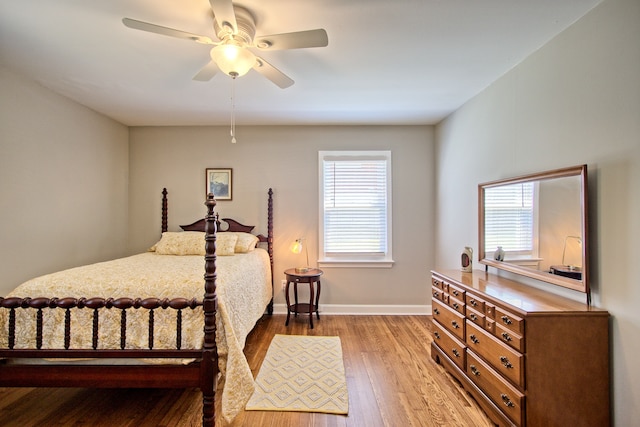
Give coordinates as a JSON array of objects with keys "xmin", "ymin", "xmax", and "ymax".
[{"xmin": 318, "ymin": 259, "xmax": 394, "ymax": 269}]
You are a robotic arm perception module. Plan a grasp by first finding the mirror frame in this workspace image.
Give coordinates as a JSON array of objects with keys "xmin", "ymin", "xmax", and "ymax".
[{"xmin": 478, "ymin": 165, "xmax": 589, "ymax": 295}]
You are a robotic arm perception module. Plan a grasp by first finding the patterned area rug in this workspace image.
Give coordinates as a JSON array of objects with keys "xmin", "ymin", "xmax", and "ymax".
[{"xmin": 245, "ymin": 334, "xmax": 349, "ymax": 414}]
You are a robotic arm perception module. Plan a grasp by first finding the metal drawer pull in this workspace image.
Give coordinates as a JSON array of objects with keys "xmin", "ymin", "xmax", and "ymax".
[
  {"xmin": 452, "ymin": 290, "xmax": 459, "ymax": 296},
  {"xmin": 434, "ymin": 332, "xmax": 440, "ymax": 339},
  {"xmin": 500, "ymin": 356, "xmax": 513, "ymax": 369},
  {"xmin": 433, "ymin": 291, "xmax": 440, "ymax": 298},
  {"xmin": 452, "ymin": 303, "xmax": 459, "ymax": 310},
  {"xmin": 501, "ymin": 393, "xmax": 515, "ymax": 407},
  {"xmin": 501, "ymin": 332, "xmax": 513, "ymax": 342},
  {"xmin": 434, "ymin": 308, "xmax": 440, "ymax": 315},
  {"xmin": 470, "ymin": 365, "xmax": 480, "ymax": 376},
  {"xmin": 451, "ymin": 321, "xmax": 460, "ymax": 329},
  {"xmin": 469, "ymin": 334, "xmax": 480, "ymax": 344},
  {"xmin": 452, "ymin": 348, "xmax": 460, "ymax": 357},
  {"xmin": 501, "ymin": 315, "xmax": 512, "ymax": 325},
  {"xmin": 469, "ymin": 313, "xmax": 478, "ymax": 321},
  {"xmin": 469, "ymin": 299, "xmax": 478, "ymax": 307}
]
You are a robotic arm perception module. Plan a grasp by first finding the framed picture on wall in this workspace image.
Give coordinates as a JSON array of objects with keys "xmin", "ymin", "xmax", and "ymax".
[{"xmin": 205, "ymin": 168, "xmax": 232, "ymax": 200}]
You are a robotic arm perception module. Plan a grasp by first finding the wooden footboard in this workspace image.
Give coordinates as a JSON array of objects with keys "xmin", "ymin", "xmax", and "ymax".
[{"xmin": 1, "ymin": 296, "xmax": 202, "ymax": 352}]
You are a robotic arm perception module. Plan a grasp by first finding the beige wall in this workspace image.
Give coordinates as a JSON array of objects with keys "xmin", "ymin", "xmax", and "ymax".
[
  {"xmin": 435, "ymin": 0, "xmax": 640, "ymax": 424},
  {"xmin": 0, "ymin": 66, "xmax": 130, "ymax": 294},
  {"xmin": 128, "ymin": 125, "xmax": 435, "ymax": 311}
]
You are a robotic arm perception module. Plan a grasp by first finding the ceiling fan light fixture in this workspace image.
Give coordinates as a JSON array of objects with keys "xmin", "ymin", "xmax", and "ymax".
[
  {"xmin": 211, "ymin": 42, "xmax": 256, "ymax": 77},
  {"xmin": 123, "ymin": 3, "xmax": 326, "ymax": 87}
]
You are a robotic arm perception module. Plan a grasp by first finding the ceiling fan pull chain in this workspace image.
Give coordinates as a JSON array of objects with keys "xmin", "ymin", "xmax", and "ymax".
[{"xmin": 230, "ymin": 76, "xmax": 237, "ymax": 143}]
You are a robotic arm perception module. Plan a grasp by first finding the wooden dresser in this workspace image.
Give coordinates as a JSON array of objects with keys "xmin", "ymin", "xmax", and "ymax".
[{"xmin": 430, "ymin": 269, "xmax": 610, "ymax": 427}]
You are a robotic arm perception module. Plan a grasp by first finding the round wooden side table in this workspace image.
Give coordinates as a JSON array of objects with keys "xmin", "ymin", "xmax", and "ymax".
[{"xmin": 284, "ymin": 268, "xmax": 323, "ymax": 329}]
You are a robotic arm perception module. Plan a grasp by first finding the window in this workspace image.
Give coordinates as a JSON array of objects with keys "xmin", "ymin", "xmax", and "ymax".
[
  {"xmin": 484, "ymin": 181, "xmax": 539, "ymax": 259},
  {"xmin": 318, "ymin": 151, "xmax": 393, "ymax": 267}
]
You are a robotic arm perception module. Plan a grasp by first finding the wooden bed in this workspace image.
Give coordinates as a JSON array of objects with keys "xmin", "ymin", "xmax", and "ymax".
[{"xmin": 0, "ymin": 188, "xmax": 274, "ymax": 426}]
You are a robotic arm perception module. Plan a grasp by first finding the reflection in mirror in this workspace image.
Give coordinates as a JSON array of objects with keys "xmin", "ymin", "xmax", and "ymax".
[{"xmin": 479, "ymin": 165, "xmax": 589, "ymax": 298}]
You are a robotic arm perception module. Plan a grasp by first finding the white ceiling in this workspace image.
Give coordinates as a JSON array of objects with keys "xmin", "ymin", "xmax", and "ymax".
[{"xmin": 0, "ymin": 0, "xmax": 601, "ymax": 127}]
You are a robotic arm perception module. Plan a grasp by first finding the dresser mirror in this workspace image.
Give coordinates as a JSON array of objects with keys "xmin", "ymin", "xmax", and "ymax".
[{"xmin": 478, "ymin": 165, "xmax": 589, "ymax": 295}]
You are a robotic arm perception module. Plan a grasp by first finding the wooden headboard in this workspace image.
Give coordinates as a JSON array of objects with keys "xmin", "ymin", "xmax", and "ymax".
[{"xmin": 179, "ymin": 217, "xmax": 268, "ymax": 244}]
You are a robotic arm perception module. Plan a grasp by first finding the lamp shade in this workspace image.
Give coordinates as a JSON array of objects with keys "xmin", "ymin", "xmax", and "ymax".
[
  {"xmin": 210, "ymin": 42, "xmax": 256, "ymax": 77},
  {"xmin": 290, "ymin": 239, "xmax": 303, "ymax": 254}
]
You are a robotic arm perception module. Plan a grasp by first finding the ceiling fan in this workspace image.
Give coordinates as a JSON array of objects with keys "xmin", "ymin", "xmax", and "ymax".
[{"xmin": 122, "ymin": 0, "xmax": 328, "ymax": 88}]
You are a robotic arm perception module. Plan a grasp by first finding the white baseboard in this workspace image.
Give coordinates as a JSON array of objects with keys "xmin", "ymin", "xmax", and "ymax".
[{"xmin": 271, "ymin": 303, "xmax": 431, "ymax": 315}]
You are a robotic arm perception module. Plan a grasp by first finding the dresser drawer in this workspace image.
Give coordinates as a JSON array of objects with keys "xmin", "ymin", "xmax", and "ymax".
[
  {"xmin": 431, "ymin": 320, "xmax": 466, "ymax": 371},
  {"xmin": 432, "ymin": 286, "xmax": 448, "ymax": 303},
  {"xmin": 495, "ymin": 306, "xmax": 524, "ymax": 335},
  {"xmin": 467, "ymin": 350, "xmax": 525, "ymax": 427},
  {"xmin": 448, "ymin": 282, "xmax": 465, "ymax": 301},
  {"xmin": 432, "ymin": 299, "xmax": 466, "ymax": 341},
  {"xmin": 431, "ymin": 276, "xmax": 442, "ymax": 289},
  {"xmin": 432, "ymin": 276, "xmax": 449, "ymax": 293},
  {"xmin": 466, "ymin": 306, "xmax": 485, "ymax": 328},
  {"xmin": 466, "ymin": 321, "xmax": 524, "ymax": 388},
  {"xmin": 448, "ymin": 297, "xmax": 465, "ymax": 315},
  {"xmin": 466, "ymin": 293, "xmax": 486, "ymax": 313},
  {"xmin": 495, "ymin": 322, "xmax": 525, "ymax": 352}
]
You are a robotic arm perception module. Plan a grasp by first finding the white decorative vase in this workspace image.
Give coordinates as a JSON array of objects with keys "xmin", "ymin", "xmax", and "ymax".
[
  {"xmin": 494, "ymin": 246, "xmax": 505, "ymax": 261},
  {"xmin": 461, "ymin": 246, "xmax": 473, "ymax": 272}
]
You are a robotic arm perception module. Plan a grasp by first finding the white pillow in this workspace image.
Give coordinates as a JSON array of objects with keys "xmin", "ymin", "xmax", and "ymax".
[
  {"xmin": 153, "ymin": 232, "xmax": 205, "ymax": 255},
  {"xmin": 216, "ymin": 233, "xmax": 238, "ymax": 256},
  {"xmin": 230, "ymin": 232, "xmax": 260, "ymax": 253}
]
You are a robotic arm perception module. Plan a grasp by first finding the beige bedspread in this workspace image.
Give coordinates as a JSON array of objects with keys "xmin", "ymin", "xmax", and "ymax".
[{"xmin": 0, "ymin": 249, "xmax": 272, "ymax": 423}]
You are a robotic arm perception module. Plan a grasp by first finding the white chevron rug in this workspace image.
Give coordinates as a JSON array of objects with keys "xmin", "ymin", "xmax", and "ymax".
[{"xmin": 245, "ymin": 334, "xmax": 349, "ymax": 414}]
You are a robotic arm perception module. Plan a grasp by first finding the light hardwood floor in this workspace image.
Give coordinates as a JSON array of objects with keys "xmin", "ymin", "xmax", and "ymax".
[{"xmin": 0, "ymin": 315, "xmax": 494, "ymax": 426}]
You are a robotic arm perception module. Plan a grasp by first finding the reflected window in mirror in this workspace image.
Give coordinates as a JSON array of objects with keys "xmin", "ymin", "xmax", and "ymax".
[{"xmin": 484, "ymin": 181, "xmax": 539, "ymax": 266}]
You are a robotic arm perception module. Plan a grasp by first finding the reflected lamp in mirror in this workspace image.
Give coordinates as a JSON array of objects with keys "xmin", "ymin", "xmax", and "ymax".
[
  {"xmin": 290, "ymin": 238, "xmax": 310, "ymax": 273},
  {"xmin": 550, "ymin": 236, "xmax": 583, "ymax": 280}
]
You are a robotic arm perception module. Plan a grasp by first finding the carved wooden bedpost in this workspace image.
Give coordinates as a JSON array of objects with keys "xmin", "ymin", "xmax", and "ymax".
[
  {"xmin": 267, "ymin": 188, "xmax": 274, "ymax": 315},
  {"xmin": 201, "ymin": 192, "xmax": 218, "ymax": 427},
  {"xmin": 161, "ymin": 188, "xmax": 168, "ymax": 233}
]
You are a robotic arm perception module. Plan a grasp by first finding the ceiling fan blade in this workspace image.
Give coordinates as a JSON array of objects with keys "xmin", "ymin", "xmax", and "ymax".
[
  {"xmin": 254, "ymin": 29, "xmax": 328, "ymax": 50},
  {"xmin": 122, "ymin": 18, "xmax": 214, "ymax": 44},
  {"xmin": 253, "ymin": 57, "xmax": 294, "ymax": 89},
  {"xmin": 209, "ymin": 0, "xmax": 237, "ymax": 34},
  {"xmin": 193, "ymin": 60, "xmax": 219, "ymax": 81}
]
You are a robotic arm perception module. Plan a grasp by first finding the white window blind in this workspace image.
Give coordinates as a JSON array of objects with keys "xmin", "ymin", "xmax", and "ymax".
[
  {"xmin": 319, "ymin": 151, "xmax": 392, "ymax": 266},
  {"xmin": 484, "ymin": 182, "xmax": 535, "ymax": 252}
]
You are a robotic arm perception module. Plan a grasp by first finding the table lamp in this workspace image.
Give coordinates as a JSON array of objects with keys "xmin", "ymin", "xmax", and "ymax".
[{"xmin": 290, "ymin": 238, "xmax": 310, "ymax": 273}]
